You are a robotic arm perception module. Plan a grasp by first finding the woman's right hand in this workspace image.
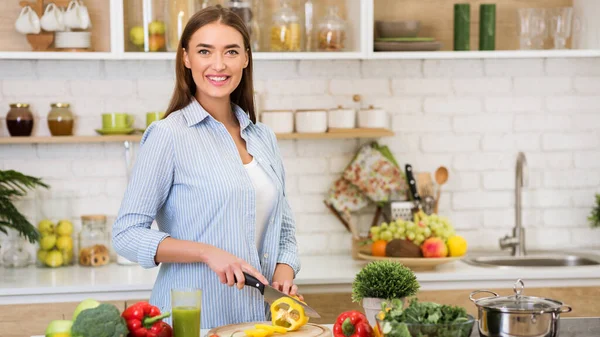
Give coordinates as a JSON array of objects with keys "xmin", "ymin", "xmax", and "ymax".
[{"xmin": 203, "ymin": 245, "xmax": 269, "ymax": 289}]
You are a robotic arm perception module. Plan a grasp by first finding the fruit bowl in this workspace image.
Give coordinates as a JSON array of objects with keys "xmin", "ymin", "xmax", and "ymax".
[{"xmin": 357, "ymin": 253, "xmax": 462, "ymax": 271}]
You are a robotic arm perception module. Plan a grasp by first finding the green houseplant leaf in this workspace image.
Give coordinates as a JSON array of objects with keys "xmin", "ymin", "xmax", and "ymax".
[
  {"xmin": 589, "ymin": 194, "xmax": 600, "ymax": 228},
  {"xmin": 0, "ymin": 170, "xmax": 49, "ymax": 246}
]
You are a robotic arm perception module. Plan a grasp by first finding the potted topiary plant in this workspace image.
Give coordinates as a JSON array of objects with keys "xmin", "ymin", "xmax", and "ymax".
[
  {"xmin": 351, "ymin": 260, "xmax": 420, "ymax": 326},
  {"xmin": 589, "ymin": 193, "xmax": 600, "ymax": 228}
]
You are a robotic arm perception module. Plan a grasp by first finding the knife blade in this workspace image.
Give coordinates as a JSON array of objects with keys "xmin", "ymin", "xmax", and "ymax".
[{"xmin": 238, "ymin": 272, "xmax": 321, "ymax": 318}]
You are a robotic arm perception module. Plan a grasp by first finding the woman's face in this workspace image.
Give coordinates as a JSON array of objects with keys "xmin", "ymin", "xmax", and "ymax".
[{"xmin": 183, "ymin": 22, "xmax": 248, "ymax": 100}]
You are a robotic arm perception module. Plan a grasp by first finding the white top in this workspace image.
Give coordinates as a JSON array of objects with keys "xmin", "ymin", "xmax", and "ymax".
[{"xmin": 244, "ymin": 158, "xmax": 277, "ymax": 250}]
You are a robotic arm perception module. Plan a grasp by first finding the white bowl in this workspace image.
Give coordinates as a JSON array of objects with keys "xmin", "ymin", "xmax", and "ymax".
[
  {"xmin": 260, "ymin": 111, "xmax": 294, "ymax": 133},
  {"xmin": 295, "ymin": 110, "xmax": 328, "ymax": 133},
  {"xmin": 328, "ymin": 107, "xmax": 356, "ymax": 129},
  {"xmin": 54, "ymin": 31, "xmax": 91, "ymax": 49},
  {"xmin": 358, "ymin": 107, "xmax": 388, "ymax": 129}
]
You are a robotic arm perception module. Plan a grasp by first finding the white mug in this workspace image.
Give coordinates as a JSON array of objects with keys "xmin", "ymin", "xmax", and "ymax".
[
  {"xmin": 40, "ymin": 3, "xmax": 65, "ymax": 32},
  {"xmin": 15, "ymin": 6, "xmax": 41, "ymax": 34},
  {"xmin": 64, "ymin": 0, "xmax": 91, "ymax": 30}
]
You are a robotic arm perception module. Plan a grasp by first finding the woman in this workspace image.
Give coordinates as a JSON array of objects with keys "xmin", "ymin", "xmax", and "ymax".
[{"xmin": 112, "ymin": 5, "xmax": 301, "ymax": 329}]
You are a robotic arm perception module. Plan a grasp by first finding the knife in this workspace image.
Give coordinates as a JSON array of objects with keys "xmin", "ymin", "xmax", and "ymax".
[
  {"xmin": 237, "ymin": 272, "xmax": 321, "ymax": 318},
  {"xmin": 405, "ymin": 164, "xmax": 421, "ymax": 207}
]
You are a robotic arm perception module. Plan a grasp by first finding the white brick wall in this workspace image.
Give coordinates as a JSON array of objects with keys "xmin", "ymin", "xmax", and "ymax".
[{"xmin": 1, "ymin": 57, "xmax": 600, "ymax": 256}]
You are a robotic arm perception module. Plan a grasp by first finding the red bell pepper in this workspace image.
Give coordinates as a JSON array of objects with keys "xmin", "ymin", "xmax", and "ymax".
[
  {"xmin": 333, "ymin": 311, "xmax": 373, "ymax": 337},
  {"xmin": 122, "ymin": 301, "xmax": 172, "ymax": 337}
]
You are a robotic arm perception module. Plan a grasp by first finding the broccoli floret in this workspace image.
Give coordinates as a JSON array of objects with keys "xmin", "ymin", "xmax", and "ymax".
[{"xmin": 71, "ymin": 303, "xmax": 128, "ymax": 337}]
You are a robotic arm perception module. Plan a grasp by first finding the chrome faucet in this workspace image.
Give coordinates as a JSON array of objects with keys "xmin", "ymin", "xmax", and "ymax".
[{"xmin": 499, "ymin": 152, "xmax": 528, "ymax": 256}]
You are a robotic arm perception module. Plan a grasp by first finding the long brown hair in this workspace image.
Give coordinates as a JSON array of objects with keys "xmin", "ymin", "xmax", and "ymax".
[{"xmin": 164, "ymin": 5, "xmax": 256, "ymax": 123}]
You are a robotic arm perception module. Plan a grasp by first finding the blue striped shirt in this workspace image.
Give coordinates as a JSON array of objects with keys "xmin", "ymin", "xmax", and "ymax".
[{"xmin": 112, "ymin": 98, "xmax": 300, "ymax": 329}]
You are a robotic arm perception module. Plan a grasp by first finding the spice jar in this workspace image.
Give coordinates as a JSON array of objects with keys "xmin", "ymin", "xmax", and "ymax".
[
  {"xmin": 6, "ymin": 103, "xmax": 34, "ymax": 137},
  {"xmin": 317, "ymin": 5, "xmax": 346, "ymax": 51},
  {"xmin": 47, "ymin": 103, "xmax": 74, "ymax": 136},
  {"xmin": 226, "ymin": 0, "xmax": 260, "ymax": 51},
  {"xmin": 270, "ymin": 0, "xmax": 301, "ymax": 52},
  {"xmin": 78, "ymin": 215, "xmax": 111, "ymax": 267}
]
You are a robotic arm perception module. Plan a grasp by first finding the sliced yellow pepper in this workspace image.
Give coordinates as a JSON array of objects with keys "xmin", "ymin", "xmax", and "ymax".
[
  {"xmin": 254, "ymin": 324, "xmax": 288, "ymax": 334},
  {"xmin": 244, "ymin": 328, "xmax": 273, "ymax": 337},
  {"xmin": 270, "ymin": 297, "xmax": 309, "ymax": 332}
]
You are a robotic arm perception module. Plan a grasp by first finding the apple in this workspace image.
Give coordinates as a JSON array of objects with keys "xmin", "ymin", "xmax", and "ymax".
[
  {"xmin": 129, "ymin": 26, "xmax": 144, "ymax": 46},
  {"xmin": 148, "ymin": 20, "xmax": 166, "ymax": 35},
  {"xmin": 45, "ymin": 319, "xmax": 72, "ymax": 337},
  {"xmin": 72, "ymin": 299, "xmax": 101, "ymax": 321},
  {"xmin": 56, "ymin": 220, "xmax": 73, "ymax": 236},
  {"xmin": 38, "ymin": 219, "xmax": 55, "ymax": 236},
  {"xmin": 149, "ymin": 34, "xmax": 166, "ymax": 52},
  {"xmin": 421, "ymin": 237, "xmax": 448, "ymax": 258}
]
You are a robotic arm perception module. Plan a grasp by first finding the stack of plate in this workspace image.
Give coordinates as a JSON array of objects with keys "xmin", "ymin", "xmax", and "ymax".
[
  {"xmin": 374, "ymin": 20, "xmax": 441, "ymax": 52},
  {"xmin": 54, "ymin": 31, "xmax": 91, "ymax": 49}
]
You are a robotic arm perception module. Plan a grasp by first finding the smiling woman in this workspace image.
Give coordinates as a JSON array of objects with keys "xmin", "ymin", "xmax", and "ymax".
[{"xmin": 112, "ymin": 5, "xmax": 301, "ymax": 330}]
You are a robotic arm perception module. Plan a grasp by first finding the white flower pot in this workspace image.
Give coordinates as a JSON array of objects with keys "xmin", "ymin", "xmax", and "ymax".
[{"xmin": 362, "ymin": 297, "xmax": 405, "ymax": 327}]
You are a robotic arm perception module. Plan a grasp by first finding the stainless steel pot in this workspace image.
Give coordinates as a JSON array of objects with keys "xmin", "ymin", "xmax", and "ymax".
[{"xmin": 469, "ymin": 279, "xmax": 572, "ymax": 337}]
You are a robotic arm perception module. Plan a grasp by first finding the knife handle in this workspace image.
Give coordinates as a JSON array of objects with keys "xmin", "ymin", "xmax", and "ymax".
[
  {"xmin": 405, "ymin": 164, "xmax": 421, "ymax": 202},
  {"xmin": 235, "ymin": 272, "xmax": 265, "ymax": 294}
]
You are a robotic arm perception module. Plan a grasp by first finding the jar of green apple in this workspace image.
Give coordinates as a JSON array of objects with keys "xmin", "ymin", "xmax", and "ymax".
[{"xmin": 36, "ymin": 218, "xmax": 75, "ymax": 268}]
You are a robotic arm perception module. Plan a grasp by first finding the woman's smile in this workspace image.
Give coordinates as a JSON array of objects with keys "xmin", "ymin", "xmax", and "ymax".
[{"xmin": 206, "ymin": 74, "xmax": 231, "ymax": 87}]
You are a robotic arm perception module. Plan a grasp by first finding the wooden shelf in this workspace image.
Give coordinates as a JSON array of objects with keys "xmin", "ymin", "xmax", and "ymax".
[
  {"xmin": 368, "ymin": 49, "xmax": 600, "ymax": 60},
  {"xmin": 0, "ymin": 129, "xmax": 394, "ymax": 144}
]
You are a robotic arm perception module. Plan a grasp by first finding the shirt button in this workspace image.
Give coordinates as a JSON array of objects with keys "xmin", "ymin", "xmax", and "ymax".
[{"xmin": 264, "ymin": 253, "xmax": 269, "ymax": 258}]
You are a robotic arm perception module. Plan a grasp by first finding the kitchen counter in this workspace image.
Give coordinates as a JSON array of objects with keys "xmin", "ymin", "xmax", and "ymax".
[
  {"xmin": 4, "ymin": 253, "xmax": 600, "ymax": 305},
  {"xmin": 29, "ymin": 318, "xmax": 600, "ymax": 337}
]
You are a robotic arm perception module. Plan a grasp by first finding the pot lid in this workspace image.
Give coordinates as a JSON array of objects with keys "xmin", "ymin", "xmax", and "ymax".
[{"xmin": 472, "ymin": 279, "xmax": 564, "ymax": 312}]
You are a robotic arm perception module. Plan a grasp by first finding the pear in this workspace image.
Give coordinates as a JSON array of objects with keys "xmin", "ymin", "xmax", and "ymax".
[{"xmin": 73, "ymin": 299, "xmax": 101, "ymax": 321}]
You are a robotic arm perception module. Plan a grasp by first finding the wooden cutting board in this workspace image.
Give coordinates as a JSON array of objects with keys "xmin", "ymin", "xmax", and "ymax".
[{"xmin": 207, "ymin": 322, "xmax": 332, "ymax": 337}]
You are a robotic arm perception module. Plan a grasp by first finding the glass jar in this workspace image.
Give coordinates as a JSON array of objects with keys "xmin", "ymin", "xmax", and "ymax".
[
  {"xmin": 165, "ymin": 0, "xmax": 196, "ymax": 52},
  {"xmin": 270, "ymin": 0, "xmax": 301, "ymax": 52},
  {"xmin": 78, "ymin": 215, "xmax": 111, "ymax": 267},
  {"xmin": 317, "ymin": 5, "xmax": 346, "ymax": 51},
  {"xmin": 36, "ymin": 218, "xmax": 75, "ymax": 268},
  {"xmin": 47, "ymin": 103, "xmax": 74, "ymax": 136},
  {"xmin": 126, "ymin": 0, "xmax": 166, "ymax": 52},
  {"xmin": 2, "ymin": 237, "xmax": 31, "ymax": 268},
  {"xmin": 226, "ymin": 0, "xmax": 260, "ymax": 51},
  {"xmin": 6, "ymin": 103, "xmax": 34, "ymax": 137}
]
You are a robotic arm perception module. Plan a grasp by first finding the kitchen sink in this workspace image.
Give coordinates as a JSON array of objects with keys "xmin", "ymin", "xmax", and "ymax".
[{"xmin": 463, "ymin": 252, "xmax": 600, "ymax": 268}]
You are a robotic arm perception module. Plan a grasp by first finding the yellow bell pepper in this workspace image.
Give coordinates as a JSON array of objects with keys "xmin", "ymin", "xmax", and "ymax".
[
  {"xmin": 254, "ymin": 324, "xmax": 289, "ymax": 334},
  {"xmin": 244, "ymin": 328, "xmax": 273, "ymax": 337},
  {"xmin": 270, "ymin": 297, "xmax": 309, "ymax": 332}
]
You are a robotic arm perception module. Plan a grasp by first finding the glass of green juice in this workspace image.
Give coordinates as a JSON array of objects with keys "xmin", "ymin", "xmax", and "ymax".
[{"xmin": 171, "ymin": 288, "xmax": 202, "ymax": 337}]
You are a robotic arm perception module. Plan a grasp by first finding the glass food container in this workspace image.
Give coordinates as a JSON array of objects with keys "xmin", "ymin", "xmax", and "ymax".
[
  {"xmin": 226, "ymin": 0, "xmax": 260, "ymax": 51},
  {"xmin": 2, "ymin": 237, "xmax": 31, "ymax": 268},
  {"xmin": 6, "ymin": 103, "xmax": 34, "ymax": 137},
  {"xmin": 270, "ymin": 0, "xmax": 301, "ymax": 52},
  {"xmin": 317, "ymin": 5, "xmax": 346, "ymax": 51},
  {"xmin": 47, "ymin": 103, "xmax": 74, "ymax": 136},
  {"xmin": 36, "ymin": 218, "xmax": 75, "ymax": 268},
  {"xmin": 78, "ymin": 215, "xmax": 111, "ymax": 267},
  {"xmin": 165, "ymin": 0, "xmax": 196, "ymax": 52},
  {"xmin": 125, "ymin": 0, "xmax": 167, "ymax": 52}
]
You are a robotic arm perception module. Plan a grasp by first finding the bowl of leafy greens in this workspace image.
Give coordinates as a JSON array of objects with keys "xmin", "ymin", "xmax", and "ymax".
[{"xmin": 376, "ymin": 298, "xmax": 475, "ymax": 337}]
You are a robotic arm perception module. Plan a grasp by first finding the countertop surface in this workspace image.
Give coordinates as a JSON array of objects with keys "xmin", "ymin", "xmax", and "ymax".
[
  {"xmin": 30, "ymin": 318, "xmax": 600, "ymax": 337},
  {"xmin": 4, "ymin": 251, "xmax": 600, "ymax": 304}
]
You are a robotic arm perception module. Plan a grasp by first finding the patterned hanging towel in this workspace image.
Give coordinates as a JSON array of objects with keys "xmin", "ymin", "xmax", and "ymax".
[{"xmin": 324, "ymin": 142, "xmax": 407, "ymax": 231}]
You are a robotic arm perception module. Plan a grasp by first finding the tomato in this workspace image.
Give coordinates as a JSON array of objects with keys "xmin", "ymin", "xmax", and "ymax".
[{"xmin": 371, "ymin": 240, "xmax": 387, "ymax": 257}]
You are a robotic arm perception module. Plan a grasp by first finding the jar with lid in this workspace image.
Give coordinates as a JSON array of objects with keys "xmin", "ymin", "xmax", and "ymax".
[
  {"xmin": 165, "ymin": 0, "xmax": 197, "ymax": 52},
  {"xmin": 78, "ymin": 215, "xmax": 111, "ymax": 267},
  {"xmin": 317, "ymin": 5, "xmax": 346, "ymax": 51},
  {"xmin": 47, "ymin": 103, "xmax": 74, "ymax": 136},
  {"xmin": 36, "ymin": 218, "xmax": 76, "ymax": 268},
  {"xmin": 226, "ymin": 0, "xmax": 260, "ymax": 51},
  {"xmin": 2, "ymin": 236, "xmax": 31, "ymax": 268},
  {"xmin": 6, "ymin": 103, "xmax": 34, "ymax": 137},
  {"xmin": 125, "ymin": 0, "xmax": 167, "ymax": 52},
  {"xmin": 270, "ymin": 0, "xmax": 301, "ymax": 52}
]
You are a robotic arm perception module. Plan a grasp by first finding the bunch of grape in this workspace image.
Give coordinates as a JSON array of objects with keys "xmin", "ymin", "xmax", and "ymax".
[
  {"xmin": 369, "ymin": 219, "xmax": 432, "ymax": 246},
  {"xmin": 420, "ymin": 213, "xmax": 455, "ymax": 241}
]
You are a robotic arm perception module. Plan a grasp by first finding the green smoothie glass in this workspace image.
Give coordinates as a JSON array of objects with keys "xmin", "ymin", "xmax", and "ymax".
[{"xmin": 171, "ymin": 288, "xmax": 202, "ymax": 337}]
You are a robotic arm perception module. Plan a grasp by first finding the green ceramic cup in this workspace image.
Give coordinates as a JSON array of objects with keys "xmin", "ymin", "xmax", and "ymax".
[
  {"xmin": 146, "ymin": 111, "xmax": 165, "ymax": 127},
  {"xmin": 102, "ymin": 113, "xmax": 134, "ymax": 129}
]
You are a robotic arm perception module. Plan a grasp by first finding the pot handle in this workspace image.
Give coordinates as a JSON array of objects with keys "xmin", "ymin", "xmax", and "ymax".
[
  {"xmin": 559, "ymin": 305, "xmax": 572, "ymax": 314},
  {"xmin": 469, "ymin": 290, "xmax": 499, "ymax": 303}
]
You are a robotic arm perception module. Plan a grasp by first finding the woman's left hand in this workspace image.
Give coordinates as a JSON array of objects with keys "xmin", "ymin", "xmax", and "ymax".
[{"xmin": 272, "ymin": 263, "xmax": 304, "ymax": 302}]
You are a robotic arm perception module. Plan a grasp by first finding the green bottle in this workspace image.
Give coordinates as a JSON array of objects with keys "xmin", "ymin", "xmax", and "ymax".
[
  {"xmin": 479, "ymin": 4, "xmax": 496, "ymax": 50},
  {"xmin": 454, "ymin": 3, "xmax": 470, "ymax": 51}
]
